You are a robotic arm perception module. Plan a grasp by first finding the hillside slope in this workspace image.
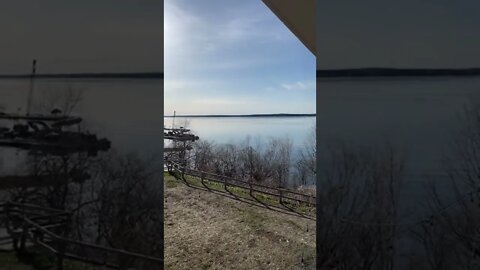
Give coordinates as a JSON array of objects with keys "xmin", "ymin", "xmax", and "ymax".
[{"xmin": 164, "ymin": 174, "xmax": 316, "ymax": 270}]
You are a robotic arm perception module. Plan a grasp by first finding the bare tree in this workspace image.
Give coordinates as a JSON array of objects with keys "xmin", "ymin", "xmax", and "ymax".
[
  {"xmin": 238, "ymin": 136, "xmax": 276, "ymax": 184},
  {"xmin": 213, "ymin": 143, "xmax": 240, "ymax": 177},
  {"xmin": 269, "ymin": 136, "xmax": 293, "ymax": 188},
  {"xmin": 35, "ymin": 85, "xmax": 83, "ymax": 116},
  {"xmin": 191, "ymin": 140, "xmax": 215, "ymax": 171},
  {"xmin": 317, "ymin": 143, "xmax": 404, "ymax": 270},
  {"xmin": 295, "ymin": 125, "xmax": 316, "ymax": 186},
  {"xmin": 412, "ymin": 104, "xmax": 480, "ymax": 270},
  {"xmin": 299, "ymin": 125, "xmax": 316, "ymax": 175},
  {"xmin": 89, "ymin": 153, "xmax": 163, "ymax": 268}
]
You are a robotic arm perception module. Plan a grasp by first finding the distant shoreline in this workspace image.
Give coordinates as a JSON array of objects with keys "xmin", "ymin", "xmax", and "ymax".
[
  {"xmin": 0, "ymin": 72, "xmax": 163, "ymax": 79},
  {"xmin": 164, "ymin": 113, "xmax": 316, "ymax": 118},
  {"xmin": 316, "ymin": 68, "xmax": 480, "ymax": 78}
]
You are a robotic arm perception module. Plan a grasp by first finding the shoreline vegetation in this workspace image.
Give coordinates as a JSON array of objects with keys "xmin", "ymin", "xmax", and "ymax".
[
  {"xmin": 164, "ymin": 113, "xmax": 316, "ymax": 118},
  {"xmin": 317, "ymin": 67, "xmax": 480, "ymax": 77},
  {"xmin": 166, "ymin": 126, "xmax": 317, "ymax": 188}
]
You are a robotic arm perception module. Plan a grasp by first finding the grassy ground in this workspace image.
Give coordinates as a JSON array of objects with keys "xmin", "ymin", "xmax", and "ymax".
[
  {"xmin": 164, "ymin": 172, "xmax": 316, "ymax": 270},
  {"xmin": 0, "ymin": 251, "xmax": 30, "ymax": 270}
]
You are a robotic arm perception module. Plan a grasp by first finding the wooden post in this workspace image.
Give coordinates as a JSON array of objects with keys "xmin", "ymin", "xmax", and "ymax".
[
  {"xmin": 57, "ymin": 211, "xmax": 70, "ymax": 270},
  {"xmin": 55, "ymin": 238, "xmax": 66, "ymax": 270},
  {"xmin": 20, "ymin": 222, "xmax": 27, "ymax": 252},
  {"xmin": 118, "ymin": 254, "xmax": 129, "ymax": 270},
  {"xmin": 249, "ymin": 180, "xmax": 253, "ymax": 197},
  {"xmin": 12, "ymin": 237, "xmax": 18, "ymax": 252},
  {"xmin": 19, "ymin": 205, "xmax": 27, "ymax": 253},
  {"xmin": 224, "ymin": 176, "xmax": 228, "ymax": 192},
  {"xmin": 56, "ymin": 252, "xmax": 64, "ymax": 270},
  {"xmin": 279, "ymin": 189, "xmax": 283, "ymax": 205}
]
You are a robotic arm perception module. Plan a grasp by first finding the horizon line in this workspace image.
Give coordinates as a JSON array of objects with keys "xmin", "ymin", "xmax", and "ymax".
[
  {"xmin": 0, "ymin": 72, "xmax": 163, "ymax": 79},
  {"xmin": 316, "ymin": 67, "xmax": 480, "ymax": 78},
  {"xmin": 164, "ymin": 113, "xmax": 316, "ymax": 118}
]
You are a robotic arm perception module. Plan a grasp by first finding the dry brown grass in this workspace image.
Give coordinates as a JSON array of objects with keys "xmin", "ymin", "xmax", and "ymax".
[{"xmin": 164, "ymin": 173, "xmax": 316, "ymax": 270}]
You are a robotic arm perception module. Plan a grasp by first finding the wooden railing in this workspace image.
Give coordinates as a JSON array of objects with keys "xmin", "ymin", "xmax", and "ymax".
[
  {"xmin": 0, "ymin": 201, "xmax": 163, "ymax": 269},
  {"xmin": 168, "ymin": 161, "xmax": 316, "ymax": 207}
]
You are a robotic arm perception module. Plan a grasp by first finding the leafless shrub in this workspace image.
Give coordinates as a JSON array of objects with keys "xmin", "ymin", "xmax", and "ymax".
[
  {"xmin": 412, "ymin": 104, "xmax": 480, "ymax": 270},
  {"xmin": 317, "ymin": 143, "xmax": 404, "ymax": 270},
  {"xmin": 188, "ymin": 134, "xmax": 304, "ymax": 188},
  {"xmin": 212, "ymin": 143, "xmax": 240, "ymax": 177},
  {"xmin": 191, "ymin": 140, "xmax": 215, "ymax": 171},
  {"xmin": 269, "ymin": 136, "xmax": 293, "ymax": 188},
  {"xmin": 89, "ymin": 153, "xmax": 163, "ymax": 266},
  {"xmin": 238, "ymin": 136, "xmax": 276, "ymax": 184},
  {"xmin": 295, "ymin": 125, "xmax": 316, "ymax": 186},
  {"xmin": 235, "ymin": 134, "xmax": 307, "ymax": 188}
]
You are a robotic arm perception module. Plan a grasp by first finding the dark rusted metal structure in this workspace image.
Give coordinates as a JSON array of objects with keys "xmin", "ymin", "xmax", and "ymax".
[{"xmin": 0, "ymin": 113, "xmax": 110, "ymax": 156}]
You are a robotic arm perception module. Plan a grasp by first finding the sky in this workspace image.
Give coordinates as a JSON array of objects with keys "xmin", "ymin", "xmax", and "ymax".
[
  {"xmin": 164, "ymin": 0, "xmax": 315, "ymax": 115},
  {"xmin": 317, "ymin": 0, "xmax": 480, "ymax": 69},
  {"xmin": 0, "ymin": 0, "xmax": 162, "ymax": 74}
]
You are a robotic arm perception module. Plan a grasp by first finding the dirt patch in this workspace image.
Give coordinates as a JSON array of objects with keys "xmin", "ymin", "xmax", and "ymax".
[{"xmin": 164, "ymin": 173, "xmax": 316, "ymax": 270}]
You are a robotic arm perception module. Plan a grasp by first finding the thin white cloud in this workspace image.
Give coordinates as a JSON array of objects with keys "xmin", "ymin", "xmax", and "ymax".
[
  {"xmin": 192, "ymin": 98, "xmax": 244, "ymax": 106},
  {"xmin": 280, "ymin": 80, "xmax": 315, "ymax": 91},
  {"xmin": 164, "ymin": 79, "xmax": 222, "ymax": 93},
  {"xmin": 165, "ymin": 97, "xmax": 259, "ymax": 115}
]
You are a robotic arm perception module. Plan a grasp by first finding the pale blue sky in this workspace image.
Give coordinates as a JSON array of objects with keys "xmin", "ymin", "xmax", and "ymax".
[{"xmin": 164, "ymin": 0, "xmax": 315, "ymax": 115}]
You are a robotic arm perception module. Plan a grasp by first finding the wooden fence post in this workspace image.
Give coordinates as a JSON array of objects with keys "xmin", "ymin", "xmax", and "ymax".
[
  {"xmin": 20, "ymin": 222, "xmax": 27, "ymax": 252},
  {"xmin": 5, "ymin": 203, "xmax": 19, "ymax": 252},
  {"xmin": 56, "ymin": 242, "xmax": 65, "ymax": 270},
  {"xmin": 224, "ymin": 176, "xmax": 228, "ymax": 192},
  {"xmin": 118, "ymin": 254, "xmax": 129, "ymax": 270},
  {"xmin": 279, "ymin": 189, "xmax": 283, "ymax": 205},
  {"xmin": 19, "ymin": 205, "xmax": 27, "ymax": 253},
  {"xmin": 249, "ymin": 180, "xmax": 253, "ymax": 197}
]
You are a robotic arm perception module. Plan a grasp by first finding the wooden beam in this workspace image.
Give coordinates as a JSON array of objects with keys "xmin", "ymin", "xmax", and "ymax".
[{"xmin": 261, "ymin": 0, "xmax": 315, "ymax": 55}]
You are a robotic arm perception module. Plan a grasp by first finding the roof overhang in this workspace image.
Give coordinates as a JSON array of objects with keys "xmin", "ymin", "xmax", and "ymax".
[{"xmin": 261, "ymin": 0, "xmax": 315, "ymax": 55}]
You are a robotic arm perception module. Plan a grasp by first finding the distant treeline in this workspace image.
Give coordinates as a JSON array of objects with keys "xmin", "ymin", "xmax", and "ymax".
[
  {"xmin": 317, "ymin": 68, "xmax": 480, "ymax": 78},
  {"xmin": 164, "ymin": 113, "xmax": 316, "ymax": 118},
  {"xmin": 0, "ymin": 72, "xmax": 163, "ymax": 79}
]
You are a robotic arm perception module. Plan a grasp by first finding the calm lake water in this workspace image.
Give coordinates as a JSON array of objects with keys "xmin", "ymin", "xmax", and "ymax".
[
  {"xmin": 0, "ymin": 78, "xmax": 163, "ymax": 174},
  {"xmin": 318, "ymin": 76, "xmax": 480, "ymax": 218},
  {"xmin": 164, "ymin": 116, "xmax": 315, "ymax": 150}
]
